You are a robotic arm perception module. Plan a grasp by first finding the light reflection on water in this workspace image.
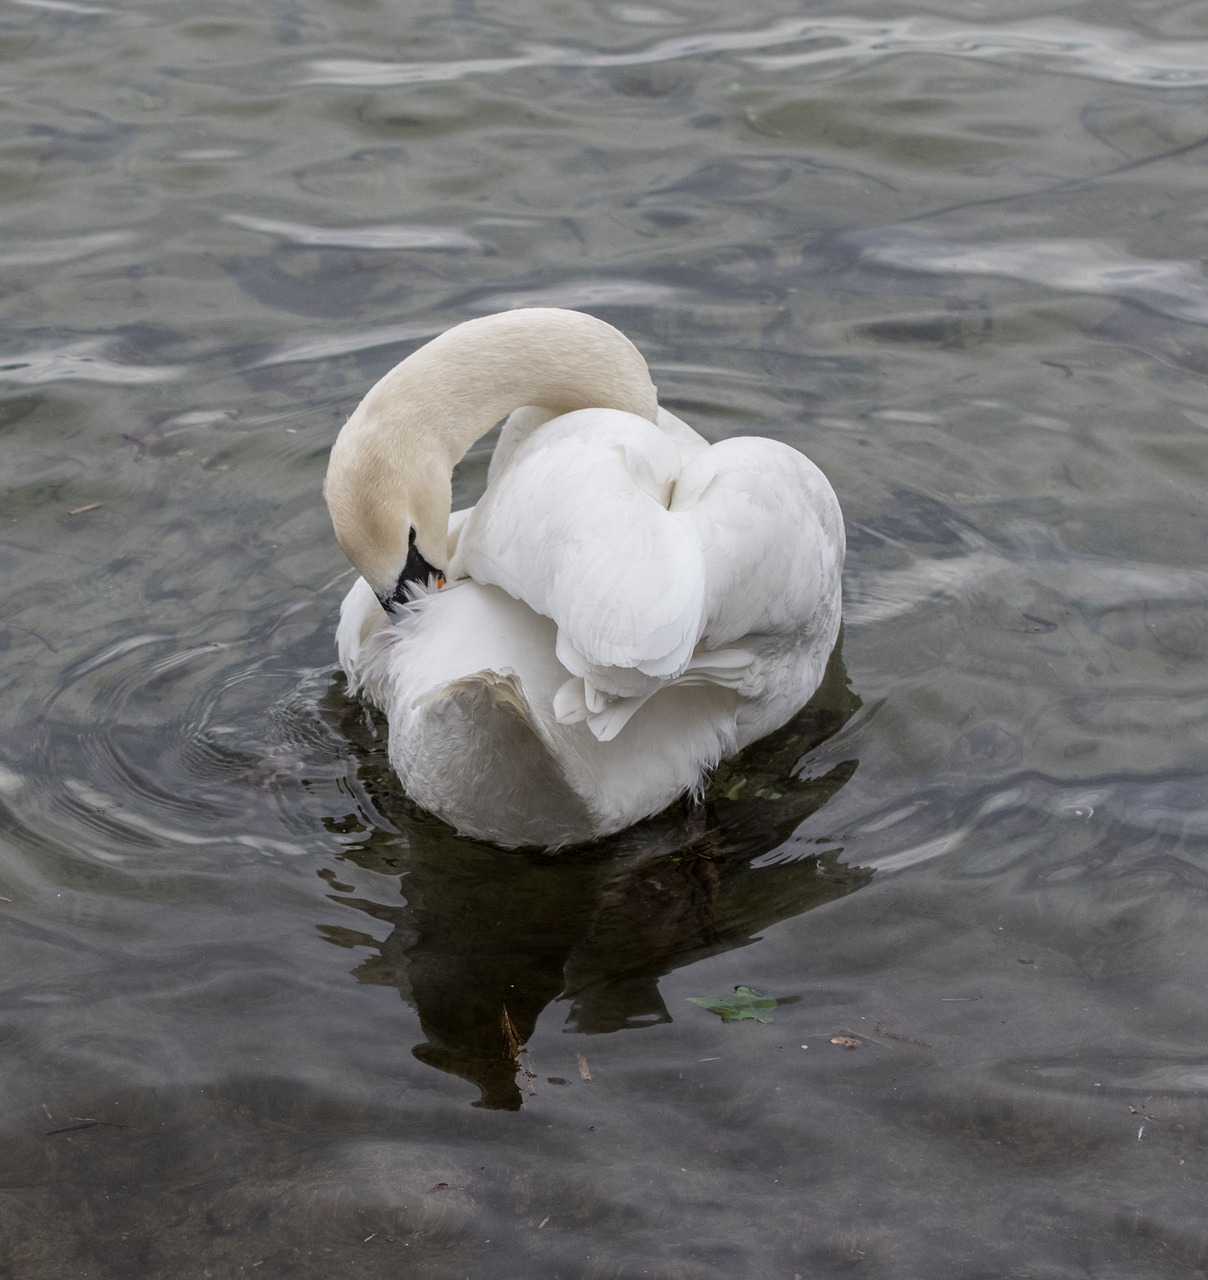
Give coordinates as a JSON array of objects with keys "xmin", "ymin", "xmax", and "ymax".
[
  {"xmin": 855, "ymin": 229, "xmax": 1208, "ymax": 328},
  {"xmin": 3, "ymin": 0, "xmax": 1208, "ymax": 1274},
  {"xmin": 305, "ymin": 15, "xmax": 1208, "ymax": 89}
]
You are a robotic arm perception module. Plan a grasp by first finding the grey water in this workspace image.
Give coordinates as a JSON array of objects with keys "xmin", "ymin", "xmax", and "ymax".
[{"xmin": 3, "ymin": 0, "xmax": 1208, "ymax": 1275}]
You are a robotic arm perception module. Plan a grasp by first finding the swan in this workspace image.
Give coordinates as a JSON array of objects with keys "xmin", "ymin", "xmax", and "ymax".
[{"xmin": 325, "ymin": 308, "xmax": 844, "ymax": 849}]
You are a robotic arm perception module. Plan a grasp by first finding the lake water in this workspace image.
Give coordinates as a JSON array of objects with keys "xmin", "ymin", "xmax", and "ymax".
[{"xmin": 4, "ymin": 0, "xmax": 1208, "ymax": 1275}]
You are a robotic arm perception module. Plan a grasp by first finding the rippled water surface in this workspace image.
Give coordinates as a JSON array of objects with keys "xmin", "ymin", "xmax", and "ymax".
[{"xmin": 4, "ymin": 0, "xmax": 1208, "ymax": 1275}]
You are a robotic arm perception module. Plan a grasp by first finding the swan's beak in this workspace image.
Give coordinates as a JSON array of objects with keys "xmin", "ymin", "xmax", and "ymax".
[
  {"xmin": 378, "ymin": 553, "xmax": 449, "ymax": 614},
  {"xmin": 379, "ymin": 538, "xmax": 447, "ymax": 611}
]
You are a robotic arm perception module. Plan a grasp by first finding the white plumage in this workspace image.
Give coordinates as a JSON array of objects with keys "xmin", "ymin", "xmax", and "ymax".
[{"xmin": 326, "ymin": 309, "xmax": 844, "ymax": 848}]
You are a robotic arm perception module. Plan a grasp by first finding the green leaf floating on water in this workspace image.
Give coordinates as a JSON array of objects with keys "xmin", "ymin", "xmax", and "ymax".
[{"xmin": 687, "ymin": 985, "xmax": 777, "ymax": 1023}]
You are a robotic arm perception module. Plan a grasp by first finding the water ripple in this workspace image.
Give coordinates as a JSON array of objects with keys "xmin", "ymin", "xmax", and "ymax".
[
  {"xmin": 982, "ymin": 773, "xmax": 1208, "ymax": 841},
  {"xmin": 849, "ymin": 545, "xmax": 1208, "ymax": 629},
  {"xmin": 225, "ymin": 214, "xmax": 481, "ymax": 253},
  {"xmin": 60, "ymin": 633, "xmax": 179, "ymax": 682},
  {"xmin": 473, "ymin": 279, "xmax": 682, "ymax": 311},
  {"xmin": 252, "ymin": 280, "xmax": 682, "ymax": 368},
  {"xmin": 747, "ymin": 16, "xmax": 1208, "ymax": 88},
  {"xmin": 840, "ymin": 767, "xmax": 1208, "ymax": 882},
  {"xmin": 856, "ymin": 231, "xmax": 1208, "ymax": 328},
  {"xmin": 11, "ymin": 0, "xmax": 109, "ymax": 12},
  {"xmin": 0, "ymin": 339, "xmax": 183, "ymax": 386},
  {"xmin": 845, "ymin": 550, "xmax": 1003, "ymax": 627},
  {"xmin": 250, "ymin": 322, "xmax": 436, "ymax": 368},
  {"xmin": 305, "ymin": 16, "xmax": 1208, "ymax": 90},
  {"xmin": 1, "ymin": 624, "xmax": 347, "ymax": 890},
  {"xmin": 0, "ymin": 231, "xmax": 136, "ymax": 269}
]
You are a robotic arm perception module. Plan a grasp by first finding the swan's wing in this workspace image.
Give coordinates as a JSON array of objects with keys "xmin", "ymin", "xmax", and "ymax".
[
  {"xmin": 457, "ymin": 408, "xmax": 709, "ymax": 681},
  {"xmin": 652, "ymin": 405, "xmax": 710, "ymax": 462},
  {"xmin": 487, "ymin": 406, "xmax": 559, "ymax": 484},
  {"xmin": 672, "ymin": 436, "xmax": 845, "ymax": 649},
  {"xmin": 489, "ymin": 404, "xmax": 705, "ymax": 484},
  {"xmin": 457, "ymin": 411, "xmax": 843, "ymax": 746}
]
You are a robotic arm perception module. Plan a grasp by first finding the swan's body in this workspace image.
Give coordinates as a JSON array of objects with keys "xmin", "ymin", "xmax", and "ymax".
[{"xmin": 326, "ymin": 309, "xmax": 844, "ymax": 848}]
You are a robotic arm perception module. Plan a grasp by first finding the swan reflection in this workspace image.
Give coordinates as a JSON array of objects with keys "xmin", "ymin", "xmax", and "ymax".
[{"xmin": 319, "ymin": 644, "xmax": 868, "ymax": 1109}]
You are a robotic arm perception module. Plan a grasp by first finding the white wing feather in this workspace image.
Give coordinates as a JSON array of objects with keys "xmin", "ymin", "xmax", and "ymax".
[
  {"xmin": 457, "ymin": 409, "xmax": 708, "ymax": 683},
  {"xmin": 452, "ymin": 406, "xmax": 843, "ymax": 744},
  {"xmin": 672, "ymin": 436, "xmax": 845, "ymax": 648}
]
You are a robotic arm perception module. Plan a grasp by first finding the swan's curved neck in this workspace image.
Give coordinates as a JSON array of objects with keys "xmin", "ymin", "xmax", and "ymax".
[
  {"xmin": 325, "ymin": 309, "xmax": 659, "ymax": 597},
  {"xmin": 361, "ymin": 308, "xmax": 656, "ymax": 466}
]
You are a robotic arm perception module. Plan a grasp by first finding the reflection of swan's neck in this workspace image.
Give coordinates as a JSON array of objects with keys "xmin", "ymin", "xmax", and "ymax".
[{"xmin": 326, "ymin": 308, "xmax": 660, "ymax": 589}]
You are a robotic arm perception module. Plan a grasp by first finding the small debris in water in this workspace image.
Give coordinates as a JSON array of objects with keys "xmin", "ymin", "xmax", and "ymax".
[
  {"xmin": 502, "ymin": 1007, "xmax": 537, "ymax": 1098},
  {"xmin": 687, "ymin": 985, "xmax": 778, "ymax": 1023},
  {"xmin": 44, "ymin": 1117, "xmax": 126, "ymax": 1136},
  {"xmin": 68, "ymin": 503, "xmax": 101, "ymax": 516},
  {"xmin": 577, "ymin": 1052, "xmax": 592, "ymax": 1081},
  {"xmin": 426, "ymin": 1168, "xmax": 485, "ymax": 1195},
  {"xmin": 872, "ymin": 1021, "xmax": 931, "ymax": 1049},
  {"xmin": 830, "ymin": 1035, "xmax": 862, "ymax": 1050}
]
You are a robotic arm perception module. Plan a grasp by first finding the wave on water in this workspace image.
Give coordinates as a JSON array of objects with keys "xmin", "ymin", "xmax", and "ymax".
[
  {"xmin": 854, "ymin": 231, "xmax": 1208, "ymax": 329},
  {"xmin": 0, "ymin": 338, "xmax": 183, "ymax": 386},
  {"xmin": 304, "ymin": 16, "xmax": 1208, "ymax": 90},
  {"xmin": 224, "ymin": 214, "xmax": 481, "ymax": 253}
]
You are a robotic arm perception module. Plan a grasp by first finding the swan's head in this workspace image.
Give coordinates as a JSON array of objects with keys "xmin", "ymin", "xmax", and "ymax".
[
  {"xmin": 325, "ymin": 307, "xmax": 659, "ymax": 612},
  {"xmin": 325, "ymin": 414, "xmax": 452, "ymax": 612}
]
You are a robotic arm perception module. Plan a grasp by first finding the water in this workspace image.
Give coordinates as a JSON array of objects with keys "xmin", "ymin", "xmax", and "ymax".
[{"xmin": 3, "ymin": 0, "xmax": 1208, "ymax": 1274}]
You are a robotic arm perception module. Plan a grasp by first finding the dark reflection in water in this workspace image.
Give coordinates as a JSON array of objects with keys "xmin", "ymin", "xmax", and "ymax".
[{"xmin": 318, "ymin": 645, "xmax": 868, "ymax": 1108}]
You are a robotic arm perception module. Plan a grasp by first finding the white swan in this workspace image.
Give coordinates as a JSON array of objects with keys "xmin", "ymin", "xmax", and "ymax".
[{"xmin": 325, "ymin": 308, "xmax": 844, "ymax": 848}]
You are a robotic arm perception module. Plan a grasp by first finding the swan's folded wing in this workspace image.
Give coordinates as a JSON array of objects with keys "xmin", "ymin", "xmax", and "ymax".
[
  {"xmin": 458, "ymin": 409, "xmax": 709, "ymax": 680},
  {"xmin": 670, "ymin": 436, "xmax": 845, "ymax": 648}
]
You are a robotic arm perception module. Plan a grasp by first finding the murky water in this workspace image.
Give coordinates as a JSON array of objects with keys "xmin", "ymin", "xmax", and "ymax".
[{"xmin": 4, "ymin": 0, "xmax": 1208, "ymax": 1274}]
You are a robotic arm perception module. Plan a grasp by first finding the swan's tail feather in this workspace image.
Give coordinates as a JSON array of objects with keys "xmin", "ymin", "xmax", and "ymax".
[
  {"xmin": 413, "ymin": 669, "xmax": 599, "ymax": 848},
  {"xmin": 553, "ymin": 677, "xmax": 591, "ymax": 724},
  {"xmin": 682, "ymin": 646, "xmax": 755, "ymax": 687},
  {"xmin": 554, "ymin": 645, "xmax": 755, "ymax": 742},
  {"xmin": 553, "ymin": 675, "xmax": 653, "ymax": 739},
  {"xmin": 585, "ymin": 693, "xmax": 656, "ymax": 743}
]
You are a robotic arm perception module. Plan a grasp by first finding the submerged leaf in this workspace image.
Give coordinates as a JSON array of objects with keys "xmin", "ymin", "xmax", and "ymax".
[{"xmin": 687, "ymin": 985, "xmax": 778, "ymax": 1023}]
